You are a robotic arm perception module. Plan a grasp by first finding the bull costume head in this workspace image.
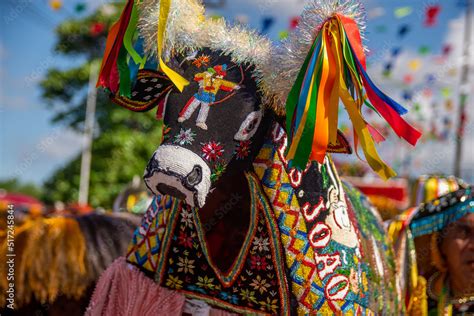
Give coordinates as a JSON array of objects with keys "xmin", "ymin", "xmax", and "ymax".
[
  {"xmin": 139, "ymin": 51, "xmax": 269, "ymax": 208},
  {"xmin": 98, "ymin": 0, "xmax": 420, "ymax": 210},
  {"xmin": 94, "ymin": 0, "xmax": 421, "ymax": 313},
  {"xmin": 99, "ymin": 0, "xmax": 278, "ymax": 208}
]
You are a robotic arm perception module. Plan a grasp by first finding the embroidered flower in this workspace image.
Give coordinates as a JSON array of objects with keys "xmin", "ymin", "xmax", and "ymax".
[
  {"xmin": 177, "ymin": 230, "xmax": 193, "ymax": 248},
  {"xmin": 235, "ymin": 140, "xmax": 251, "ymax": 159},
  {"xmin": 165, "ymin": 275, "xmax": 183, "ymax": 290},
  {"xmin": 259, "ymin": 297, "xmax": 278, "ymax": 313},
  {"xmin": 239, "ymin": 289, "xmax": 258, "ymax": 304},
  {"xmin": 219, "ymin": 292, "xmax": 239, "ymax": 305},
  {"xmin": 180, "ymin": 208, "xmax": 194, "ymax": 228},
  {"xmin": 177, "ymin": 256, "xmax": 195, "ymax": 274},
  {"xmin": 196, "ymin": 275, "xmax": 216, "ymax": 290},
  {"xmin": 192, "ymin": 54, "xmax": 210, "ymax": 68},
  {"xmin": 201, "ymin": 141, "xmax": 224, "ymax": 162},
  {"xmin": 186, "ymin": 284, "xmax": 207, "ymax": 294},
  {"xmin": 250, "ymin": 275, "xmax": 271, "ymax": 294},
  {"xmin": 252, "ymin": 236, "xmax": 270, "ymax": 252},
  {"xmin": 174, "ymin": 128, "xmax": 196, "ymax": 146},
  {"xmin": 249, "ymin": 254, "xmax": 268, "ymax": 271}
]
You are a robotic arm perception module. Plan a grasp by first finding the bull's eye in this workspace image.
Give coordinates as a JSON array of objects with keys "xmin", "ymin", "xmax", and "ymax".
[
  {"xmin": 234, "ymin": 110, "xmax": 263, "ymax": 141},
  {"xmin": 245, "ymin": 118, "xmax": 258, "ymax": 133}
]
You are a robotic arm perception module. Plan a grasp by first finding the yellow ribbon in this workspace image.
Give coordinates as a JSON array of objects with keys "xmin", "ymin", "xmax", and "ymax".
[
  {"xmin": 329, "ymin": 19, "xmax": 396, "ymax": 180},
  {"xmin": 157, "ymin": 0, "xmax": 189, "ymax": 92}
]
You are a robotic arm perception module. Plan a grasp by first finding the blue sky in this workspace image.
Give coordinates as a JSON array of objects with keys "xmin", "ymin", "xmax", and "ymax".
[{"xmin": 1, "ymin": 0, "xmax": 472, "ymax": 185}]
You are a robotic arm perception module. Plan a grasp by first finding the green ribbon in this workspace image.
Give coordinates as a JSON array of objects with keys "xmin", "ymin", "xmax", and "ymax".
[
  {"xmin": 117, "ymin": 47, "xmax": 131, "ymax": 97},
  {"xmin": 285, "ymin": 35, "xmax": 321, "ymax": 141},
  {"xmin": 292, "ymin": 56, "xmax": 324, "ymax": 169},
  {"xmin": 123, "ymin": 1, "xmax": 145, "ymax": 67}
]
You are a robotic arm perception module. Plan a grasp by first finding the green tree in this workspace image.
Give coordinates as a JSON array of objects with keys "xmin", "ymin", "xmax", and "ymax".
[
  {"xmin": 0, "ymin": 179, "xmax": 43, "ymax": 199},
  {"xmin": 40, "ymin": 5, "xmax": 160, "ymax": 208}
]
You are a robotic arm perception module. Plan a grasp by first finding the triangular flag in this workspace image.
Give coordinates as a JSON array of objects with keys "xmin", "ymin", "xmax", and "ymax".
[{"xmin": 394, "ymin": 6, "xmax": 413, "ymax": 18}]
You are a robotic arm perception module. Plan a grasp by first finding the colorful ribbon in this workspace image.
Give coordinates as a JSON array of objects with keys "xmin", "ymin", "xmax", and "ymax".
[
  {"xmin": 97, "ymin": 0, "xmax": 135, "ymax": 94},
  {"xmin": 285, "ymin": 15, "xmax": 421, "ymax": 179},
  {"xmin": 97, "ymin": 0, "xmax": 189, "ymax": 95}
]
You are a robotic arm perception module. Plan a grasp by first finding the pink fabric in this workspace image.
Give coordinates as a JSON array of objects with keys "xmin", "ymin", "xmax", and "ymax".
[
  {"xmin": 85, "ymin": 257, "xmax": 185, "ymax": 316},
  {"xmin": 86, "ymin": 257, "xmax": 237, "ymax": 316}
]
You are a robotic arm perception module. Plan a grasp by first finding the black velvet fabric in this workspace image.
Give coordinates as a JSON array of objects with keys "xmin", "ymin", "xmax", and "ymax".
[{"xmin": 160, "ymin": 49, "xmax": 266, "ymax": 178}]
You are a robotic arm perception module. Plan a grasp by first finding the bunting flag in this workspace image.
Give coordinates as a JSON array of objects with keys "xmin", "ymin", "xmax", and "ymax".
[
  {"xmin": 290, "ymin": 16, "xmax": 300, "ymax": 29},
  {"xmin": 409, "ymin": 59, "xmax": 422, "ymax": 71},
  {"xmin": 285, "ymin": 15, "xmax": 421, "ymax": 180},
  {"xmin": 75, "ymin": 3, "xmax": 86, "ymax": 13},
  {"xmin": 394, "ymin": 6, "xmax": 413, "ymax": 19},
  {"xmin": 418, "ymin": 45, "xmax": 431, "ymax": 55},
  {"xmin": 49, "ymin": 0, "xmax": 62, "ymax": 10},
  {"xmin": 261, "ymin": 17, "xmax": 275, "ymax": 33},
  {"xmin": 97, "ymin": 0, "xmax": 189, "ymax": 96},
  {"xmin": 424, "ymin": 5, "xmax": 441, "ymax": 27},
  {"xmin": 403, "ymin": 74, "xmax": 414, "ymax": 84},
  {"xmin": 442, "ymin": 44, "xmax": 452, "ymax": 56},
  {"xmin": 367, "ymin": 7, "xmax": 385, "ymax": 19},
  {"xmin": 397, "ymin": 24, "xmax": 410, "ymax": 38},
  {"xmin": 391, "ymin": 47, "xmax": 402, "ymax": 57}
]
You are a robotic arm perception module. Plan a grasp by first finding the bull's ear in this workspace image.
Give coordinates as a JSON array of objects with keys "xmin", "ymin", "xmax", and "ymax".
[{"xmin": 111, "ymin": 70, "xmax": 173, "ymax": 112}]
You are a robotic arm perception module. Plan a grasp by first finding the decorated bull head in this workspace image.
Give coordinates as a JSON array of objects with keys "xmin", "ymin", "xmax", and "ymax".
[
  {"xmin": 93, "ymin": 1, "xmax": 421, "ymax": 314},
  {"xmin": 97, "ymin": 0, "xmax": 420, "ymax": 209},
  {"xmin": 134, "ymin": 51, "xmax": 270, "ymax": 208}
]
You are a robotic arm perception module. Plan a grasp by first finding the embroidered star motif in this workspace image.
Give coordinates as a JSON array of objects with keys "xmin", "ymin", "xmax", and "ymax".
[
  {"xmin": 174, "ymin": 128, "xmax": 196, "ymax": 146},
  {"xmin": 201, "ymin": 141, "xmax": 224, "ymax": 162}
]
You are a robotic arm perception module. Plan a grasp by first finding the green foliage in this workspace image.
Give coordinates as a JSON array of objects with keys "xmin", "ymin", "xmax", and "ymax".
[
  {"xmin": 42, "ymin": 111, "xmax": 162, "ymax": 207},
  {"xmin": 39, "ymin": 4, "xmax": 160, "ymax": 208},
  {"xmin": 54, "ymin": 4, "xmax": 123, "ymax": 58},
  {"xmin": 39, "ymin": 3, "xmax": 125, "ymax": 133},
  {"xmin": 0, "ymin": 179, "xmax": 43, "ymax": 199}
]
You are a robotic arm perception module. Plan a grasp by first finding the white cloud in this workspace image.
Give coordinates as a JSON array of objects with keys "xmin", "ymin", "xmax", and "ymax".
[
  {"xmin": 41, "ymin": 128, "xmax": 84, "ymax": 159},
  {"xmin": 0, "ymin": 94, "xmax": 30, "ymax": 110},
  {"xmin": 6, "ymin": 128, "xmax": 84, "ymax": 182}
]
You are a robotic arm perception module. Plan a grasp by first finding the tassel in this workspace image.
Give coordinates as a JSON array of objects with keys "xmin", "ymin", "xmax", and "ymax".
[{"xmin": 285, "ymin": 15, "xmax": 421, "ymax": 179}]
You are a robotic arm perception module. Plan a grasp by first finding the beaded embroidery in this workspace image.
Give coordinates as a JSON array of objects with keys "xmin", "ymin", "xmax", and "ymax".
[
  {"xmin": 126, "ymin": 194, "xmax": 175, "ymax": 272},
  {"xmin": 254, "ymin": 122, "xmax": 399, "ymax": 314},
  {"xmin": 153, "ymin": 173, "xmax": 290, "ymax": 315}
]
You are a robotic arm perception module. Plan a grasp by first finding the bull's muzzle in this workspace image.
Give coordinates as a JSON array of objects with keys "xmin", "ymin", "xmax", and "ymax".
[{"xmin": 143, "ymin": 145, "xmax": 211, "ymax": 208}]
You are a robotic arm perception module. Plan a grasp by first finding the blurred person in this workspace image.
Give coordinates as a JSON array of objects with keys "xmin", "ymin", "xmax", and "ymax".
[
  {"xmin": 390, "ymin": 187, "xmax": 473, "ymax": 315},
  {"xmin": 426, "ymin": 210, "xmax": 474, "ymax": 314}
]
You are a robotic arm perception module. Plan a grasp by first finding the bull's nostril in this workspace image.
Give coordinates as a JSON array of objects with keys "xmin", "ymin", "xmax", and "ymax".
[
  {"xmin": 156, "ymin": 183, "xmax": 187, "ymax": 200},
  {"xmin": 185, "ymin": 165, "xmax": 203, "ymax": 187}
]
